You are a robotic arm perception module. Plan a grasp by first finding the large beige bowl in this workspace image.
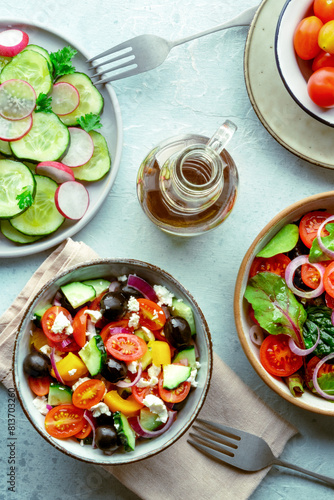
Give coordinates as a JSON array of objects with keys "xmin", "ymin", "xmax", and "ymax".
[
  {"xmin": 13, "ymin": 259, "xmax": 213, "ymax": 465},
  {"xmin": 234, "ymin": 192, "xmax": 334, "ymax": 416}
]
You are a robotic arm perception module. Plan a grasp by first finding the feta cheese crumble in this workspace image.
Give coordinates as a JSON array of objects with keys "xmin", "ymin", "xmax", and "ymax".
[
  {"xmin": 153, "ymin": 285, "xmax": 174, "ymax": 307},
  {"xmin": 68, "ymin": 368, "xmax": 77, "ymax": 376},
  {"xmin": 143, "ymin": 394, "xmax": 168, "ymax": 423},
  {"xmin": 127, "ymin": 296, "xmax": 140, "ymax": 312},
  {"xmin": 137, "ymin": 363, "xmax": 161, "ymax": 388},
  {"xmin": 187, "ymin": 368, "xmax": 198, "ymax": 388},
  {"xmin": 71, "ymin": 377, "xmax": 90, "ymax": 391},
  {"xmin": 90, "ymin": 402, "xmax": 111, "ymax": 418},
  {"xmin": 141, "ymin": 326, "xmax": 155, "ymax": 341},
  {"xmin": 33, "ymin": 396, "xmax": 48, "ymax": 415},
  {"xmin": 83, "ymin": 309, "xmax": 102, "ymax": 324},
  {"xmin": 128, "ymin": 312, "xmax": 140, "ymax": 329},
  {"xmin": 51, "ymin": 311, "xmax": 73, "ymax": 336},
  {"xmin": 117, "ymin": 275, "xmax": 127, "ymax": 282},
  {"xmin": 127, "ymin": 361, "xmax": 139, "ymax": 374},
  {"xmin": 39, "ymin": 345, "xmax": 62, "ymax": 362}
]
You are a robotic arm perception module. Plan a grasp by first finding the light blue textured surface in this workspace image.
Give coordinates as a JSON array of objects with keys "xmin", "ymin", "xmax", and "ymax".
[{"xmin": 1, "ymin": 0, "xmax": 334, "ymax": 498}]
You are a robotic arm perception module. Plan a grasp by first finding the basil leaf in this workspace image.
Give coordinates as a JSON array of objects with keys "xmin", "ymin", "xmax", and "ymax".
[
  {"xmin": 309, "ymin": 222, "xmax": 334, "ymax": 263},
  {"xmin": 256, "ymin": 224, "xmax": 299, "ymax": 258},
  {"xmin": 244, "ymin": 271, "xmax": 306, "ymax": 344}
]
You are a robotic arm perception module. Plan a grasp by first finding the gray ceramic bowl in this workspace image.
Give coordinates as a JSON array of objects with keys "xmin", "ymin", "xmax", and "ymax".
[
  {"xmin": 13, "ymin": 259, "xmax": 212, "ymax": 465},
  {"xmin": 234, "ymin": 192, "xmax": 334, "ymax": 416}
]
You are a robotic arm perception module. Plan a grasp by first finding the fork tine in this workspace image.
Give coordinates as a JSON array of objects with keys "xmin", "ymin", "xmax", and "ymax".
[
  {"xmin": 93, "ymin": 66, "xmax": 142, "ymax": 85},
  {"xmin": 90, "ymin": 51, "xmax": 134, "ymax": 74},
  {"xmin": 192, "ymin": 425, "xmax": 238, "ymax": 449},
  {"xmin": 87, "ymin": 39, "xmax": 135, "ymax": 63},
  {"xmin": 91, "ymin": 58, "xmax": 136, "ymax": 79},
  {"xmin": 189, "ymin": 432, "xmax": 236, "ymax": 456},
  {"xmin": 188, "ymin": 438, "xmax": 236, "ymax": 467},
  {"xmin": 196, "ymin": 418, "xmax": 242, "ymax": 440}
]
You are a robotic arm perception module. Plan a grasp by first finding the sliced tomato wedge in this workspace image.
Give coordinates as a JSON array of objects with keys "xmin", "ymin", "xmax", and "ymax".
[
  {"xmin": 137, "ymin": 298, "xmax": 166, "ymax": 331},
  {"xmin": 28, "ymin": 375, "xmax": 52, "ymax": 396},
  {"xmin": 106, "ymin": 333, "xmax": 147, "ymax": 362},
  {"xmin": 299, "ymin": 211, "xmax": 331, "ymax": 249},
  {"xmin": 301, "ymin": 263, "xmax": 321, "ymax": 289},
  {"xmin": 131, "ymin": 371, "xmax": 159, "ymax": 404},
  {"xmin": 249, "ymin": 254, "xmax": 291, "ymax": 279},
  {"xmin": 324, "ymin": 261, "xmax": 334, "ymax": 298},
  {"xmin": 72, "ymin": 379, "xmax": 106, "ymax": 409},
  {"xmin": 75, "ymin": 419, "xmax": 92, "ymax": 439},
  {"xmin": 41, "ymin": 306, "xmax": 73, "ymax": 343},
  {"xmin": 158, "ymin": 374, "xmax": 191, "ymax": 403},
  {"xmin": 259, "ymin": 334, "xmax": 303, "ymax": 377},
  {"xmin": 72, "ymin": 308, "xmax": 88, "ymax": 347},
  {"xmin": 100, "ymin": 319, "xmax": 132, "ymax": 342},
  {"xmin": 45, "ymin": 404, "xmax": 85, "ymax": 439}
]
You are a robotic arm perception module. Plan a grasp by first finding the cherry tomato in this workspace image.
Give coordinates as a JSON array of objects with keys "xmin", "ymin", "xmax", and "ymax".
[
  {"xmin": 72, "ymin": 379, "xmax": 106, "ymax": 409},
  {"xmin": 158, "ymin": 374, "xmax": 191, "ymax": 403},
  {"xmin": 305, "ymin": 355, "xmax": 334, "ymax": 389},
  {"xmin": 28, "ymin": 375, "xmax": 52, "ymax": 396},
  {"xmin": 318, "ymin": 20, "xmax": 334, "ymax": 53},
  {"xmin": 249, "ymin": 254, "xmax": 291, "ymax": 279},
  {"xmin": 100, "ymin": 319, "xmax": 132, "ymax": 342},
  {"xmin": 45, "ymin": 404, "xmax": 85, "ymax": 439},
  {"xmin": 301, "ymin": 263, "xmax": 321, "ymax": 289},
  {"xmin": 325, "ymin": 291, "xmax": 334, "ymax": 307},
  {"xmin": 323, "ymin": 261, "xmax": 334, "ymax": 297},
  {"xmin": 299, "ymin": 211, "xmax": 331, "ymax": 248},
  {"xmin": 48, "ymin": 337, "xmax": 81, "ymax": 353},
  {"xmin": 137, "ymin": 298, "xmax": 166, "ymax": 331},
  {"xmin": 131, "ymin": 371, "xmax": 159, "ymax": 404},
  {"xmin": 259, "ymin": 334, "xmax": 303, "ymax": 377},
  {"xmin": 106, "ymin": 333, "xmax": 147, "ymax": 362},
  {"xmin": 72, "ymin": 308, "xmax": 88, "ymax": 348},
  {"xmin": 249, "ymin": 305, "xmax": 260, "ymax": 326},
  {"xmin": 314, "ymin": 0, "xmax": 334, "ymax": 23},
  {"xmin": 312, "ymin": 50, "xmax": 334, "ymax": 71},
  {"xmin": 308, "ymin": 67, "xmax": 334, "ymax": 107},
  {"xmin": 41, "ymin": 306, "xmax": 73, "ymax": 343},
  {"xmin": 293, "ymin": 16, "xmax": 323, "ymax": 60},
  {"xmin": 75, "ymin": 420, "xmax": 92, "ymax": 439}
]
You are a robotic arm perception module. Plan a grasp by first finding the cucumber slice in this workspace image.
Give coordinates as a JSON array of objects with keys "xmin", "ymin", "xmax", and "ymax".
[
  {"xmin": 56, "ymin": 73, "xmax": 103, "ymax": 126},
  {"xmin": 1, "ymin": 219, "xmax": 42, "ymax": 244},
  {"xmin": 78, "ymin": 334, "xmax": 106, "ymax": 376},
  {"xmin": 72, "ymin": 131, "xmax": 111, "ymax": 182},
  {"xmin": 0, "ymin": 159, "xmax": 36, "ymax": 218},
  {"xmin": 171, "ymin": 298, "xmax": 196, "ymax": 335},
  {"xmin": 33, "ymin": 304, "xmax": 52, "ymax": 327},
  {"xmin": 10, "ymin": 174, "xmax": 64, "ymax": 236},
  {"xmin": 0, "ymin": 50, "xmax": 52, "ymax": 95},
  {"xmin": 113, "ymin": 411, "xmax": 136, "ymax": 452},
  {"xmin": 60, "ymin": 281, "xmax": 96, "ymax": 309},
  {"xmin": 10, "ymin": 111, "xmax": 70, "ymax": 162},
  {"xmin": 81, "ymin": 279, "xmax": 110, "ymax": 295},
  {"xmin": 139, "ymin": 407, "xmax": 162, "ymax": 431},
  {"xmin": 25, "ymin": 44, "xmax": 52, "ymax": 70},
  {"xmin": 48, "ymin": 383, "xmax": 72, "ymax": 406},
  {"xmin": 0, "ymin": 56, "xmax": 12, "ymax": 73},
  {"xmin": 173, "ymin": 346, "xmax": 197, "ymax": 369},
  {"xmin": 0, "ymin": 139, "xmax": 11, "ymax": 156},
  {"xmin": 162, "ymin": 364, "xmax": 191, "ymax": 390}
]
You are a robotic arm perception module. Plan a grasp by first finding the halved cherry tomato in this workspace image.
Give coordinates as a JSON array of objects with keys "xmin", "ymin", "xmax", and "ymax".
[
  {"xmin": 72, "ymin": 308, "xmax": 88, "ymax": 348},
  {"xmin": 301, "ymin": 263, "xmax": 321, "ymax": 289},
  {"xmin": 305, "ymin": 355, "xmax": 334, "ymax": 389},
  {"xmin": 293, "ymin": 16, "xmax": 323, "ymax": 60},
  {"xmin": 100, "ymin": 320, "xmax": 132, "ymax": 342},
  {"xmin": 314, "ymin": 0, "xmax": 334, "ymax": 24},
  {"xmin": 45, "ymin": 404, "xmax": 85, "ymax": 439},
  {"xmin": 72, "ymin": 379, "xmax": 106, "ymax": 409},
  {"xmin": 299, "ymin": 211, "xmax": 331, "ymax": 248},
  {"xmin": 308, "ymin": 67, "xmax": 334, "ymax": 107},
  {"xmin": 48, "ymin": 337, "xmax": 81, "ymax": 353},
  {"xmin": 249, "ymin": 305, "xmax": 260, "ymax": 326},
  {"xmin": 260, "ymin": 334, "xmax": 303, "ymax": 377},
  {"xmin": 137, "ymin": 298, "xmax": 166, "ymax": 331},
  {"xmin": 28, "ymin": 375, "xmax": 52, "ymax": 396},
  {"xmin": 158, "ymin": 374, "xmax": 191, "ymax": 403},
  {"xmin": 312, "ymin": 50, "xmax": 334, "ymax": 71},
  {"xmin": 106, "ymin": 333, "xmax": 147, "ymax": 362},
  {"xmin": 75, "ymin": 420, "xmax": 92, "ymax": 439},
  {"xmin": 249, "ymin": 254, "xmax": 291, "ymax": 279},
  {"xmin": 41, "ymin": 306, "xmax": 73, "ymax": 343},
  {"xmin": 324, "ymin": 261, "xmax": 334, "ymax": 297},
  {"xmin": 132, "ymin": 371, "xmax": 159, "ymax": 404}
]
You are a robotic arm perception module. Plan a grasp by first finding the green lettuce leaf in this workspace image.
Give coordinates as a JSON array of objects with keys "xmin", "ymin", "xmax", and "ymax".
[
  {"xmin": 256, "ymin": 224, "xmax": 299, "ymax": 258},
  {"xmin": 309, "ymin": 222, "xmax": 334, "ymax": 263},
  {"xmin": 244, "ymin": 271, "xmax": 306, "ymax": 344},
  {"xmin": 316, "ymin": 372, "xmax": 334, "ymax": 398}
]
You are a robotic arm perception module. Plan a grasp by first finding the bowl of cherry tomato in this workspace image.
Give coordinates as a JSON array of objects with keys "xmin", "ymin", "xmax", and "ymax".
[
  {"xmin": 13, "ymin": 259, "xmax": 212, "ymax": 465},
  {"xmin": 275, "ymin": 0, "xmax": 334, "ymax": 126},
  {"xmin": 234, "ymin": 191, "xmax": 334, "ymax": 416}
]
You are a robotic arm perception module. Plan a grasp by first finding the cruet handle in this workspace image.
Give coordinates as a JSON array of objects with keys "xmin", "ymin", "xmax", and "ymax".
[{"xmin": 207, "ymin": 120, "xmax": 237, "ymax": 154}]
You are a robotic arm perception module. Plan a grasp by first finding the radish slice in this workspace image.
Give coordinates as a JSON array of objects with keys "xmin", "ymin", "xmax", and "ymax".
[
  {"xmin": 55, "ymin": 181, "xmax": 90, "ymax": 220},
  {"xmin": 0, "ymin": 79, "xmax": 36, "ymax": 120},
  {"xmin": 61, "ymin": 127, "xmax": 94, "ymax": 167},
  {"xmin": 51, "ymin": 82, "xmax": 80, "ymax": 116},
  {"xmin": 36, "ymin": 161, "xmax": 75, "ymax": 183},
  {"xmin": 0, "ymin": 29, "xmax": 29, "ymax": 57},
  {"xmin": 0, "ymin": 113, "xmax": 32, "ymax": 141}
]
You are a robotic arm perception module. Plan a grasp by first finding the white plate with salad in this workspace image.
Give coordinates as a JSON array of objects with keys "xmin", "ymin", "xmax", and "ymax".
[{"xmin": 0, "ymin": 20, "xmax": 122, "ymax": 258}]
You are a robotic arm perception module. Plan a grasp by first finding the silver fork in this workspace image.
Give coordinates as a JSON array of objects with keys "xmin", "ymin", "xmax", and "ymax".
[
  {"xmin": 87, "ymin": 5, "xmax": 257, "ymax": 84},
  {"xmin": 188, "ymin": 418, "xmax": 334, "ymax": 487}
]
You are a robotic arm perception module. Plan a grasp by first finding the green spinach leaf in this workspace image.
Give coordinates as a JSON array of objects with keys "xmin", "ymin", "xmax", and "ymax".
[{"xmin": 303, "ymin": 306, "xmax": 334, "ymax": 356}]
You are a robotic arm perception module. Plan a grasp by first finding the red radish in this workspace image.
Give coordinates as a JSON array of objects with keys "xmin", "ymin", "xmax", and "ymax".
[
  {"xmin": 0, "ymin": 113, "xmax": 32, "ymax": 141},
  {"xmin": 51, "ymin": 82, "xmax": 80, "ymax": 116},
  {"xmin": 35, "ymin": 161, "xmax": 75, "ymax": 183},
  {"xmin": 0, "ymin": 79, "xmax": 36, "ymax": 120},
  {"xmin": 55, "ymin": 181, "xmax": 89, "ymax": 220},
  {"xmin": 0, "ymin": 29, "xmax": 29, "ymax": 57},
  {"xmin": 61, "ymin": 127, "xmax": 94, "ymax": 167}
]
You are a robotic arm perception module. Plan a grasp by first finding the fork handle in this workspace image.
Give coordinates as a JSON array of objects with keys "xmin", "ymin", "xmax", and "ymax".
[
  {"xmin": 171, "ymin": 5, "xmax": 257, "ymax": 48},
  {"xmin": 273, "ymin": 458, "xmax": 334, "ymax": 487}
]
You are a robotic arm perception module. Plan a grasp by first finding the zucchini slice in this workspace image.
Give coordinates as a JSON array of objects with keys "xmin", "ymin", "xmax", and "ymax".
[
  {"xmin": 10, "ymin": 112, "xmax": 69, "ymax": 162},
  {"xmin": 72, "ymin": 131, "xmax": 111, "ymax": 182},
  {"xmin": 10, "ymin": 174, "xmax": 64, "ymax": 236},
  {"xmin": 0, "ymin": 159, "xmax": 36, "ymax": 218}
]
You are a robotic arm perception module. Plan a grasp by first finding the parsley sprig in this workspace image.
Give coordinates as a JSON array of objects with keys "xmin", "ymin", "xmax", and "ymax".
[
  {"xmin": 76, "ymin": 113, "xmax": 102, "ymax": 132},
  {"xmin": 35, "ymin": 93, "xmax": 53, "ymax": 113},
  {"xmin": 16, "ymin": 186, "xmax": 34, "ymax": 210},
  {"xmin": 50, "ymin": 46, "xmax": 77, "ymax": 79}
]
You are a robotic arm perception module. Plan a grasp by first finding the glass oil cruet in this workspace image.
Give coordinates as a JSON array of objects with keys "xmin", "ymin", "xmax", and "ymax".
[{"xmin": 136, "ymin": 120, "xmax": 238, "ymax": 236}]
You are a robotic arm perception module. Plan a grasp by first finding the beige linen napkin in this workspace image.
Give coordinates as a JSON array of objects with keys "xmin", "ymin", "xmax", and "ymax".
[{"xmin": 0, "ymin": 238, "xmax": 297, "ymax": 500}]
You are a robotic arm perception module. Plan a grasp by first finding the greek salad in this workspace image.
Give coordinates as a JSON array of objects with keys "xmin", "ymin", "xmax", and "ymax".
[
  {"xmin": 0, "ymin": 28, "xmax": 111, "ymax": 245},
  {"xmin": 244, "ymin": 210, "xmax": 334, "ymax": 401},
  {"xmin": 24, "ymin": 274, "xmax": 200, "ymax": 454}
]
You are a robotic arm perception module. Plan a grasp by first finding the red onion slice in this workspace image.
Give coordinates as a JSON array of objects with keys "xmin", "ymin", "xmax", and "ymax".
[
  {"xmin": 288, "ymin": 326, "xmax": 320, "ymax": 356},
  {"xmin": 115, "ymin": 363, "xmax": 142, "ymax": 387},
  {"xmin": 249, "ymin": 325, "xmax": 264, "ymax": 346},
  {"xmin": 50, "ymin": 347, "xmax": 65, "ymax": 385},
  {"xmin": 312, "ymin": 353, "xmax": 334, "ymax": 400},
  {"xmin": 317, "ymin": 215, "xmax": 334, "ymax": 259},
  {"xmin": 127, "ymin": 274, "xmax": 158, "ymax": 302},
  {"xmin": 108, "ymin": 326, "xmax": 133, "ymax": 335},
  {"xmin": 53, "ymin": 291, "xmax": 62, "ymax": 306},
  {"xmin": 285, "ymin": 255, "xmax": 326, "ymax": 298},
  {"xmin": 129, "ymin": 410, "xmax": 177, "ymax": 438},
  {"xmin": 46, "ymin": 404, "xmax": 53, "ymax": 411},
  {"xmin": 61, "ymin": 338, "xmax": 73, "ymax": 348},
  {"xmin": 83, "ymin": 410, "xmax": 96, "ymax": 448}
]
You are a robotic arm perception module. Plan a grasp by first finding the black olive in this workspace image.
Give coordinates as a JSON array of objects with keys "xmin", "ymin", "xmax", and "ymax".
[
  {"xmin": 100, "ymin": 292, "xmax": 126, "ymax": 320},
  {"xmin": 95, "ymin": 425, "xmax": 119, "ymax": 454},
  {"xmin": 288, "ymin": 237, "xmax": 309, "ymax": 260},
  {"xmin": 164, "ymin": 316, "xmax": 191, "ymax": 349},
  {"xmin": 121, "ymin": 283, "xmax": 144, "ymax": 299},
  {"xmin": 23, "ymin": 351, "xmax": 51, "ymax": 378},
  {"xmin": 101, "ymin": 357, "xmax": 127, "ymax": 383}
]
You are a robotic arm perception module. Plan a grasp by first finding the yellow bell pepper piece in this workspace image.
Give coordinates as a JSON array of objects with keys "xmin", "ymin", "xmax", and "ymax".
[
  {"xmin": 151, "ymin": 340, "xmax": 171, "ymax": 366},
  {"xmin": 104, "ymin": 390, "xmax": 143, "ymax": 416},
  {"xmin": 51, "ymin": 352, "xmax": 88, "ymax": 382},
  {"xmin": 30, "ymin": 328, "xmax": 49, "ymax": 351}
]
